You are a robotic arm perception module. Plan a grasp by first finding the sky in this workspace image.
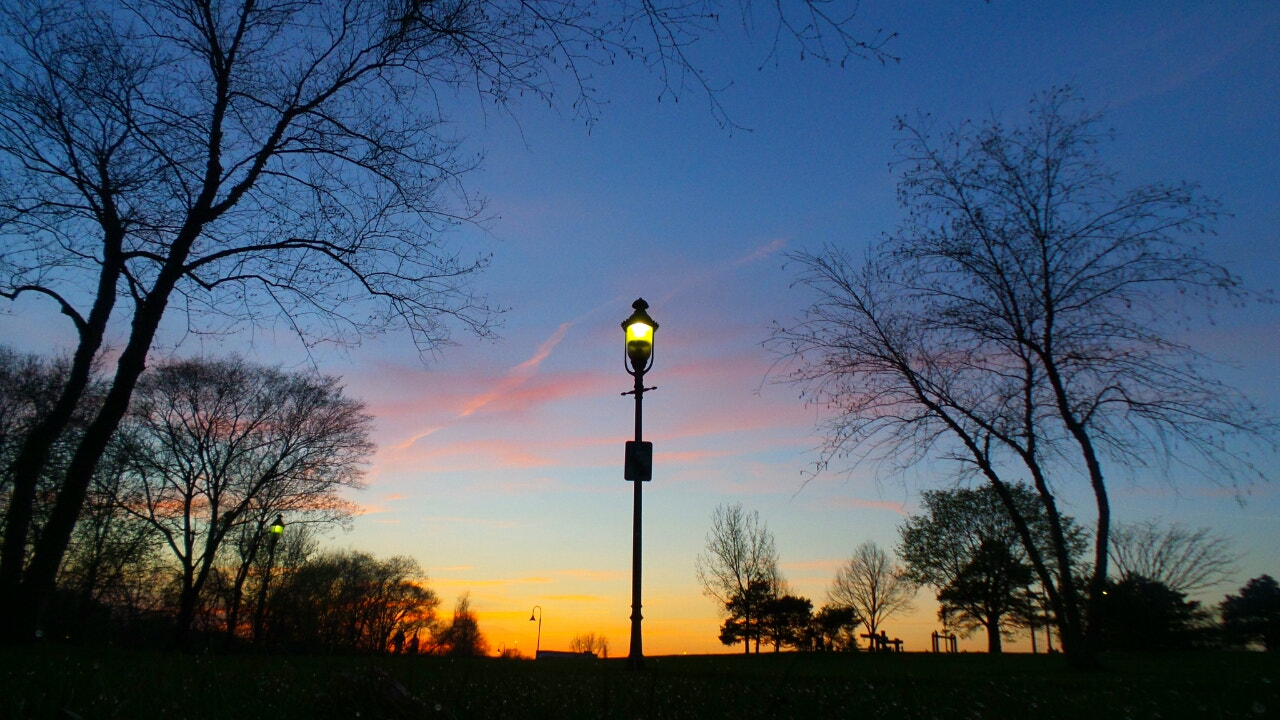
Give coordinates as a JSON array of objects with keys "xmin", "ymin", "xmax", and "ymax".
[{"xmin": 4, "ymin": 1, "xmax": 1280, "ymax": 656}]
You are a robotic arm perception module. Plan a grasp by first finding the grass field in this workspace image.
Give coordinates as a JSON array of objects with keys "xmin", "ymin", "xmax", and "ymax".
[{"xmin": 3, "ymin": 645, "xmax": 1277, "ymax": 719}]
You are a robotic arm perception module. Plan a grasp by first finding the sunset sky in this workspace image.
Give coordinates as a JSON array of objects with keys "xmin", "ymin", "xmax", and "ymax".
[{"xmin": 4, "ymin": 1, "xmax": 1279, "ymax": 655}]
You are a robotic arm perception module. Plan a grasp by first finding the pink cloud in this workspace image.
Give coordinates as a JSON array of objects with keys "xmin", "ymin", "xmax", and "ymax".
[
  {"xmin": 461, "ymin": 371, "xmax": 614, "ymax": 420},
  {"xmin": 656, "ymin": 449, "xmax": 737, "ymax": 464},
  {"xmin": 461, "ymin": 323, "xmax": 572, "ymax": 417},
  {"xmin": 388, "ymin": 438, "xmax": 557, "ymax": 472},
  {"xmin": 820, "ymin": 497, "xmax": 910, "ymax": 515},
  {"xmin": 384, "ymin": 426, "xmax": 444, "ymax": 452},
  {"xmin": 734, "ymin": 238, "xmax": 788, "ymax": 266},
  {"xmin": 352, "ymin": 501, "xmax": 391, "ymax": 516}
]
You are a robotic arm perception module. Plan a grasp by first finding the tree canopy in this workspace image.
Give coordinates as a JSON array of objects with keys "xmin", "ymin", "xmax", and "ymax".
[
  {"xmin": 1094, "ymin": 575, "xmax": 1210, "ymax": 652},
  {"xmin": 1221, "ymin": 575, "xmax": 1280, "ymax": 651},
  {"xmin": 899, "ymin": 482, "xmax": 1083, "ymax": 653},
  {"xmin": 111, "ymin": 356, "xmax": 372, "ymax": 641}
]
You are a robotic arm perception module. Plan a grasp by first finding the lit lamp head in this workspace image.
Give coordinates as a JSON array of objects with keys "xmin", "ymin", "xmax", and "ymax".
[
  {"xmin": 622, "ymin": 298, "xmax": 658, "ymax": 376},
  {"xmin": 269, "ymin": 515, "xmax": 285, "ymax": 537}
]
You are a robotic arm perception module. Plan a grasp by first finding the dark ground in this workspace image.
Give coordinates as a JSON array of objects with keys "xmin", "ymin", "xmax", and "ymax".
[{"xmin": 3, "ymin": 645, "xmax": 1277, "ymax": 719}]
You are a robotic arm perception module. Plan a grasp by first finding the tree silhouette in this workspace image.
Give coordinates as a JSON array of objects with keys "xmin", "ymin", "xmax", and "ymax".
[
  {"xmin": 0, "ymin": 349, "xmax": 103, "ymax": 555},
  {"xmin": 1094, "ymin": 576, "xmax": 1209, "ymax": 651},
  {"xmin": 696, "ymin": 503, "xmax": 779, "ymax": 654},
  {"xmin": 436, "ymin": 593, "xmax": 488, "ymax": 657},
  {"xmin": 828, "ymin": 541, "xmax": 915, "ymax": 641},
  {"xmin": 569, "ymin": 632, "xmax": 609, "ymax": 658},
  {"xmin": 808, "ymin": 605, "xmax": 862, "ymax": 652},
  {"xmin": 109, "ymin": 357, "xmax": 371, "ymax": 643},
  {"xmin": 1110, "ymin": 520, "xmax": 1237, "ymax": 595},
  {"xmin": 270, "ymin": 550, "xmax": 438, "ymax": 653},
  {"xmin": 761, "ymin": 593, "xmax": 814, "ymax": 652},
  {"xmin": 899, "ymin": 483, "xmax": 1081, "ymax": 653},
  {"xmin": 717, "ymin": 579, "xmax": 778, "ymax": 653},
  {"xmin": 1221, "ymin": 575, "xmax": 1280, "ymax": 651},
  {"xmin": 771, "ymin": 87, "xmax": 1275, "ymax": 664}
]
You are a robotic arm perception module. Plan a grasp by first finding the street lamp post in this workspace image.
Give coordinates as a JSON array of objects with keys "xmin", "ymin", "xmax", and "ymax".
[
  {"xmin": 621, "ymin": 298, "xmax": 658, "ymax": 671},
  {"xmin": 529, "ymin": 605, "xmax": 542, "ymax": 659},
  {"xmin": 253, "ymin": 514, "xmax": 285, "ymax": 644}
]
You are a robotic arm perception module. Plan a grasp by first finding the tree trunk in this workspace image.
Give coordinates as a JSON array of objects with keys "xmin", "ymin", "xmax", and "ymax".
[
  {"xmin": 0, "ymin": 243, "xmax": 122, "ymax": 639},
  {"xmin": 1038, "ymin": 331, "xmax": 1112, "ymax": 659},
  {"xmin": 14, "ymin": 268, "xmax": 184, "ymax": 638},
  {"xmin": 986, "ymin": 618, "xmax": 1003, "ymax": 653},
  {"xmin": 174, "ymin": 582, "xmax": 199, "ymax": 646},
  {"xmin": 12, "ymin": 192, "xmax": 210, "ymax": 637},
  {"xmin": 225, "ymin": 535, "xmax": 262, "ymax": 642},
  {"xmin": 984, "ymin": 472, "xmax": 1093, "ymax": 668}
]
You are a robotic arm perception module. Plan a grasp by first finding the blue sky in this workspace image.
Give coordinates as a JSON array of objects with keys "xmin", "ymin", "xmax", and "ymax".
[{"xmin": 4, "ymin": 1, "xmax": 1279, "ymax": 655}]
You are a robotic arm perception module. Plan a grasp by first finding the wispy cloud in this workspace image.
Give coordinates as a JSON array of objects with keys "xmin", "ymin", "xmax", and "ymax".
[
  {"xmin": 385, "ymin": 427, "xmax": 444, "ymax": 452},
  {"xmin": 734, "ymin": 238, "xmax": 787, "ymax": 266},
  {"xmin": 555, "ymin": 569, "xmax": 629, "ymax": 581},
  {"xmin": 461, "ymin": 322, "xmax": 572, "ymax": 417},
  {"xmin": 544, "ymin": 594, "xmax": 609, "ymax": 603},
  {"xmin": 820, "ymin": 497, "xmax": 910, "ymax": 515},
  {"xmin": 655, "ymin": 237, "xmax": 791, "ymax": 309},
  {"xmin": 381, "ymin": 438, "xmax": 557, "ymax": 473},
  {"xmin": 433, "ymin": 575, "xmax": 554, "ymax": 588}
]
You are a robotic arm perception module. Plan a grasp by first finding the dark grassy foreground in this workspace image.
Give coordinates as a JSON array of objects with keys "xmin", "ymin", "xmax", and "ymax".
[{"xmin": 3, "ymin": 645, "xmax": 1277, "ymax": 720}]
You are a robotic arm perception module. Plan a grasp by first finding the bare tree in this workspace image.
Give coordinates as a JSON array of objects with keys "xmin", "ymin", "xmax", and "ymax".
[
  {"xmin": 0, "ymin": 348, "xmax": 102, "ymax": 545},
  {"xmin": 771, "ymin": 87, "xmax": 1275, "ymax": 664},
  {"xmin": 827, "ymin": 541, "xmax": 915, "ymax": 642},
  {"xmin": 112, "ymin": 356, "xmax": 372, "ymax": 642},
  {"xmin": 56, "ymin": 448, "xmax": 160, "ymax": 621},
  {"xmin": 0, "ymin": 0, "xmax": 895, "ymax": 639},
  {"xmin": 569, "ymin": 632, "xmax": 609, "ymax": 658},
  {"xmin": 695, "ymin": 502, "xmax": 779, "ymax": 653},
  {"xmin": 435, "ymin": 593, "xmax": 488, "ymax": 657},
  {"xmin": 1110, "ymin": 520, "xmax": 1237, "ymax": 595}
]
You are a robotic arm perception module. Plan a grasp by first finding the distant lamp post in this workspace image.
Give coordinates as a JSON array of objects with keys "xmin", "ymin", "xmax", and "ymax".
[
  {"xmin": 253, "ymin": 514, "xmax": 285, "ymax": 644},
  {"xmin": 529, "ymin": 605, "xmax": 542, "ymax": 659},
  {"xmin": 621, "ymin": 298, "xmax": 658, "ymax": 670}
]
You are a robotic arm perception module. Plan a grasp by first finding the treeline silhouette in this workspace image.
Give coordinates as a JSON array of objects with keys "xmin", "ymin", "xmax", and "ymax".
[
  {"xmin": 1, "ymin": 349, "xmax": 480, "ymax": 655},
  {"xmin": 699, "ymin": 498, "xmax": 1280, "ymax": 654}
]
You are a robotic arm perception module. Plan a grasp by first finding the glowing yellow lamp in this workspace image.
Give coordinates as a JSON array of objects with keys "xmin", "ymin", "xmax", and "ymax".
[
  {"xmin": 621, "ymin": 299, "xmax": 658, "ymax": 375},
  {"xmin": 269, "ymin": 515, "xmax": 285, "ymax": 536}
]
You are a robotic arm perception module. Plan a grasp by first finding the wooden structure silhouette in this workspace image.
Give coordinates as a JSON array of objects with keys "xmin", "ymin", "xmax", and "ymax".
[
  {"xmin": 931, "ymin": 630, "xmax": 959, "ymax": 653},
  {"xmin": 862, "ymin": 630, "xmax": 904, "ymax": 652}
]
